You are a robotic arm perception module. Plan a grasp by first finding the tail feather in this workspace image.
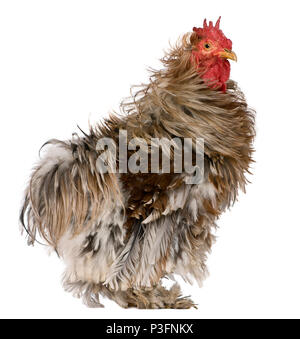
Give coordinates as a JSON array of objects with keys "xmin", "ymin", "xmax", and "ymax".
[{"xmin": 20, "ymin": 138, "xmax": 121, "ymax": 247}]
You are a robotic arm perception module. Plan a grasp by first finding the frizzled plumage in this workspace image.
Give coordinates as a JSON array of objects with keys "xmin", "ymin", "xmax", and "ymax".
[{"xmin": 20, "ymin": 19, "xmax": 255, "ymax": 309}]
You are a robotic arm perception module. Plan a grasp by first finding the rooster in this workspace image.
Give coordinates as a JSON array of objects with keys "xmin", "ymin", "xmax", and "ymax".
[{"xmin": 20, "ymin": 17, "xmax": 255, "ymax": 309}]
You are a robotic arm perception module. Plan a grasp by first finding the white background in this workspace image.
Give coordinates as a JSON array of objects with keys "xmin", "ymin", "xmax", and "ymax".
[{"xmin": 0, "ymin": 0, "xmax": 299, "ymax": 319}]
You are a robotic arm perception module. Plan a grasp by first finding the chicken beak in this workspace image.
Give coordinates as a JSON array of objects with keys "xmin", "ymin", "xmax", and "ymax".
[{"xmin": 219, "ymin": 49, "xmax": 237, "ymax": 62}]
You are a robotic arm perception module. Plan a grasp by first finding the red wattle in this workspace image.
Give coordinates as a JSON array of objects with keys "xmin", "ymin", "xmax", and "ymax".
[
  {"xmin": 201, "ymin": 59, "xmax": 230, "ymax": 92},
  {"xmin": 191, "ymin": 53, "xmax": 231, "ymax": 92}
]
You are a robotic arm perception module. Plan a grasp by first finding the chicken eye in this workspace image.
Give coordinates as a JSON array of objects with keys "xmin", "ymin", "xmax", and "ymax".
[{"xmin": 204, "ymin": 43, "xmax": 211, "ymax": 49}]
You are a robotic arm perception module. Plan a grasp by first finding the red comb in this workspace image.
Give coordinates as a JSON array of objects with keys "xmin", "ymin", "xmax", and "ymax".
[{"xmin": 193, "ymin": 17, "xmax": 232, "ymax": 50}]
